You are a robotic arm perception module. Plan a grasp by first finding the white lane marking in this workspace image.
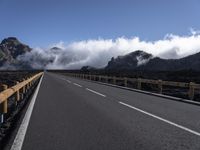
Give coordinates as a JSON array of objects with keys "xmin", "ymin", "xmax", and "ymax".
[
  {"xmin": 61, "ymin": 78, "xmax": 71, "ymax": 83},
  {"xmin": 73, "ymin": 83, "xmax": 82, "ymax": 87},
  {"xmin": 119, "ymin": 101, "xmax": 200, "ymax": 137},
  {"xmin": 66, "ymin": 80, "xmax": 71, "ymax": 83},
  {"xmin": 86, "ymin": 88, "xmax": 106, "ymax": 97},
  {"xmin": 10, "ymin": 75, "xmax": 44, "ymax": 150}
]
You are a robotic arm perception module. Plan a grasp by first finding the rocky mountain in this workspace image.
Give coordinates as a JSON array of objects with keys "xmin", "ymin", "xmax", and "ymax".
[
  {"xmin": 105, "ymin": 50, "xmax": 153, "ymax": 70},
  {"xmin": 0, "ymin": 37, "xmax": 32, "ymax": 68},
  {"xmin": 105, "ymin": 50, "xmax": 200, "ymax": 71},
  {"xmin": 1, "ymin": 37, "xmax": 200, "ymax": 71},
  {"xmin": 81, "ymin": 66, "xmax": 97, "ymax": 72}
]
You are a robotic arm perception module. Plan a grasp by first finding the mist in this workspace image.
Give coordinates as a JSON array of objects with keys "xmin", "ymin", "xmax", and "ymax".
[{"xmin": 18, "ymin": 29, "xmax": 200, "ymax": 69}]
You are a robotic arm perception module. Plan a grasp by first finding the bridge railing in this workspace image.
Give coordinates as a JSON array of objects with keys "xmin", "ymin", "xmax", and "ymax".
[
  {"xmin": 0, "ymin": 72, "xmax": 43, "ymax": 123},
  {"xmin": 64, "ymin": 73, "xmax": 200, "ymax": 100}
]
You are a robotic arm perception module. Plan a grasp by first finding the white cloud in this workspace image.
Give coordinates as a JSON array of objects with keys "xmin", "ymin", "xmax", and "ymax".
[{"xmin": 18, "ymin": 30, "xmax": 200, "ymax": 69}]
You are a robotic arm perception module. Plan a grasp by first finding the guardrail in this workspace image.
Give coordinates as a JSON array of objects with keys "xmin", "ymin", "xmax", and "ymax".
[
  {"xmin": 64, "ymin": 73, "xmax": 200, "ymax": 100},
  {"xmin": 0, "ymin": 72, "xmax": 43, "ymax": 123}
]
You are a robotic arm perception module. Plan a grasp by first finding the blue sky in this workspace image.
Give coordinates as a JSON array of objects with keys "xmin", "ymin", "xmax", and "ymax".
[{"xmin": 0, "ymin": 0, "xmax": 199, "ymax": 47}]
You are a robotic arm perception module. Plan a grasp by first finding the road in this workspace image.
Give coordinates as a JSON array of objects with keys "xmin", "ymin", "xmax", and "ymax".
[{"xmin": 14, "ymin": 72, "xmax": 200, "ymax": 150}]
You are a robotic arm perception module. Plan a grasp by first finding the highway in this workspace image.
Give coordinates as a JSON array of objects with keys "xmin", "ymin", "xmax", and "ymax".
[{"xmin": 13, "ymin": 72, "xmax": 200, "ymax": 150}]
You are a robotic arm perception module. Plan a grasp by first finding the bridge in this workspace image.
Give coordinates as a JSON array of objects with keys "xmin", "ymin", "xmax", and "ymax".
[{"xmin": 1, "ymin": 72, "xmax": 200, "ymax": 150}]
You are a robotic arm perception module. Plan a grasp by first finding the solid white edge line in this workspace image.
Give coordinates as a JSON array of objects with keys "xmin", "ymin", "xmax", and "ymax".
[
  {"xmin": 73, "ymin": 83, "xmax": 82, "ymax": 87},
  {"xmin": 119, "ymin": 101, "xmax": 200, "ymax": 137},
  {"xmin": 10, "ymin": 75, "xmax": 44, "ymax": 150},
  {"xmin": 86, "ymin": 88, "xmax": 106, "ymax": 97}
]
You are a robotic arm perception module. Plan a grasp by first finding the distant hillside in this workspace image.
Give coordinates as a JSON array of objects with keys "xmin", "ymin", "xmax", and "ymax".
[
  {"xmin": 105, "ymin": 50, "xmax": 200, "ymax": 71},
  {"xmin": 105, "ymin": 50, "xmax": 153, "ymax": 70}
]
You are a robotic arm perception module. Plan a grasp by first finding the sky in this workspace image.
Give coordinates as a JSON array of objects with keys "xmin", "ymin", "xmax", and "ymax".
[
  {"xmin": 1, "ymin": 0, "xmax": 200, "ymax": 69},
  {"xmin": 0, "ymin": 0, "xmax": 200, "ymax": 47}
]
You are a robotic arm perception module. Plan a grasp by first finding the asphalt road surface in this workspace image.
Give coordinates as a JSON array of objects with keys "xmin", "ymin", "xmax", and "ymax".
[{"xmin": 18, "ymin": 72, "xmax": 200, "ymax": 150}]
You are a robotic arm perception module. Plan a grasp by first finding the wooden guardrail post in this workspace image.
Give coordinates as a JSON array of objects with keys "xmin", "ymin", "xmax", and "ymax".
[
  {"xmin": 158, "ymin": 80, "xmax": 163, "ymax": 94},
  {"xmin": 28, "ymin": 80, "xmax": 31, "ymax": 89},
  {"xmin": 113, "ymin": 77, "xmax": 116, "ymax": 85},
  {"xmin": 105, "ymin": 76, "xmax": 108, "ymax": 83},
  {"xmin": 2, "ymin": 84, "xmax": 8, "ymax": 113},
  {"xmin": 137, "ymin": 78, "xmax": 142, "ymax": 90},
  {"xmin": 15, "ymin": 81, "xmax": 20, "ymax": 103},
  {"xmin": 99, "ymin": 76, "xmax": 101, "ymax": 81},
  {"xmin": 189, "ymin": 82, "xmax": 195, "ymax": 100},
  {"xmin": 22, "ymin": 79, "xmax": 26, "ymax": 94},
  {"xmin": 89, "ymin": 75, "xmax": 92, "ymax": 80},
  {"xmin": 26, "ymin": 78, "xmax": 29, "ymax": 90},
  {"xmin": 124, "ymin": 77, "xmax": 128, "ymax": 87},
  {"xmin": 93, "ymin": 75, "xmax": 95, "ymax": 80},
  {"xmin": 1, "ymin": 84, "xmax": 8, "ymax": 123}
]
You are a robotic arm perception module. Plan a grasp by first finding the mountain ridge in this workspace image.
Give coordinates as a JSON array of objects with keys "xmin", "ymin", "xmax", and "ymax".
[
  {"xmin": 105, "ymin": 50, "xmax": 200, "ymax": 71},
  {"xmin": 0, "ymin": 37, "xmax": 200, "ymax": 71}
]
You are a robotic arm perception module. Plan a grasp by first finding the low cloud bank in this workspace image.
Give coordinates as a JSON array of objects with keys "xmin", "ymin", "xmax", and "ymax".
[{"xmin": 18, "ymin": 29, "xmax": 200, "ymax": 69}]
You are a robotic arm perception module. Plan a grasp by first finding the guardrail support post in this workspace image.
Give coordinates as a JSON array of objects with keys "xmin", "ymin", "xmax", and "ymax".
[
  {"xmin": 16, "ymin": 82, "xmax": 20, "ymax": 101},
  {"xmin": 93, "ymin": 75, "xmax": 96, "ymax": 81},
  {"xmin": 106, "ymin": 76, "xmax": 109, "ymax": 83},
  {"xmin": 137, "ymin": 78, "xmax": 142, "ymax": 90},
  {"xmin": 124, "ymin": 77, "xmax": 128, "ymax": 87},
  {"xmin": 189, "ymin": 82, "xmax": 195, "ymax": 100},
  {"xmin": 2, "ymin": 84, "xmax": 8, "ymax": 114},
  {"xmin": 89, "ymin": 75, "xmax": 92, "ymax": 80},
  {"xmin": 0, "ymin": 114, "xmax": 3, "ymax": 124},
  {"xmin": 158, "ymin": 80, "xmax": 163, "ymax": 94},
  {"xmin": 23, "ymin": 79, "xmax": 26, "ymax": 94},
  {"xmin": 1, "ymin": 84, "xmax": 8, "ymax": 123},
  {"xmin": 113, "ymin": 77, "xmax": 116, "ymax": 85},
  {"xmin": 26, "ymin": 78, "xmax": 30, "ymax": 90}
]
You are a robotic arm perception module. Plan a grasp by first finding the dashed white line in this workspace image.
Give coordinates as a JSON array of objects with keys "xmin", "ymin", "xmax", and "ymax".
[
  {"xmin": 61, "ymin": 78, "xmax": 71, "ymax": 83},
  {"xmin": 11, "ymin": 75, "xmax": 44, "ymax": 150},
  {"xmin": 73, "ymin": 83, "xmax": 82, "ymax": 87},
  {"xmin": 119, "ymin": 101, "xmax": 200, "ymax": 137},
  {"xmin": 86, "ymin": 88, "xmax": 106, "ymax": 97},
  {"xmin": 66, "ymin": 80, "xmax": 71, "ymax": 83}
]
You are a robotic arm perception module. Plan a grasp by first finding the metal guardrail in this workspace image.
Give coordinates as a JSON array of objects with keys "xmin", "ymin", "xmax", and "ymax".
[
  {"xmin": 64, "ymin": 73, "xmax": 200, "ymax": 100},
  {"xmin": 0, "ymin": 72, "xmax": 43, "ymax": 123}
]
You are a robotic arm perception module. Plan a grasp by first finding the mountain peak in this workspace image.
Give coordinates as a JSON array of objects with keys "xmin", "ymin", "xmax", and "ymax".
[
  {"xmin": 0, "ymin": 37, "xmax": 32, "ymax": 67},
  {"xmin": 105, "ymin": 50, "xmax": 153, "ymax": 70},
  {"xmin": 6, "ymin": 37, "xmax": 18, "ymax": 41},
  {"xmin": 1, "ymin": 37, "xmax": 19, "ymax": 45},
  {"xmin": 50, "ymin": 47, "xmax": 62, "ymax": 50}
]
